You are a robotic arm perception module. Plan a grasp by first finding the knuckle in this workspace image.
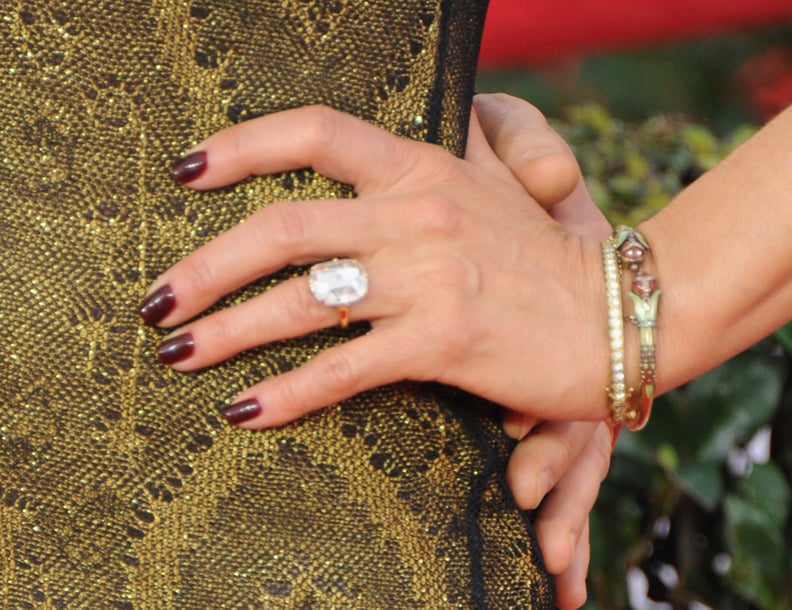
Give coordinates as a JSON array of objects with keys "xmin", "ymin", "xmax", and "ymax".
[
  {"xmin": 415, "ymin": 251, "xmax": 480, "ymax": 298},
  {"xmin": 207, "ymin": 313, "xmax": 241, "ymax": 350},
  {"xmin": 270, "ymin": 377, "xmax": 304, "ymax": 417},
  {"xmin": 415, "ymin": 251, "xmax": 463, "ymax": 285},
  {"xmin": 267, "ymin": 202, "xmax": 315, "ymax": 251},
  {"xmin": 228, "ymin": 126, "xmax": 247, "ymax": 162},
  {"xmin": 315, "ymin": 350, "xmax": 358, "ymax": 395},
  {"xmin": 416, "ymin": 193, "xmax": 464, "ymax": 237},
  {"xmin": 298, "ymin": 104, "xmax": 342, "ymax": 152},
  {"xmin": 181, "ymin": 254, "xmax": 217, "ymax": 298}
]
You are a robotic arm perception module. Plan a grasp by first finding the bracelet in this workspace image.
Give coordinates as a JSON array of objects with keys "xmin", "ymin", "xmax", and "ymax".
[
  {"xmin": 600, "ymin": 238, "xmax": 632, "ymax": 427},
  {"xmin": 614, "ymin": 226, "xmax": 660, "ymax": 432}
]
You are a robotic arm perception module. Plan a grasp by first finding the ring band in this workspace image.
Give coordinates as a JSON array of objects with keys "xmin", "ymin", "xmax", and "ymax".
[
  {"xmin": 338, "ymin": 306, "xmax": 350, "ymax": 329},
  {"xmin": 308, "ymin": 258, "xmax": 369, "ymax": 328}
]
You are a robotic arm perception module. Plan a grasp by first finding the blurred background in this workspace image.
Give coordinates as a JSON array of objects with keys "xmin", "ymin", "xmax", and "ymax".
[
  {"xmin": 478, "ymin": 0, "xmax": 792, "ymax": 129},
  {"xmin": 475, "ymin": 2, "xmax": 792, "ymax": 608}
]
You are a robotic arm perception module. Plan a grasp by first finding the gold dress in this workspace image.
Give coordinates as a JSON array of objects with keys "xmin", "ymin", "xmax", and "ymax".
[{"xmin": 0, "ymin": 2, "xmax": 553, "ymax": 607}]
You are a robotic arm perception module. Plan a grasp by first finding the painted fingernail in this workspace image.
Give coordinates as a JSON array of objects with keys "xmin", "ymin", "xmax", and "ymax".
[
  {"xmin": 170, "ymin": 150, "xmax": 207, "ymax": 184},
  {"xmin": 157, "ymin": 333, "xmax": 195, "ymax": 365},
  {"xmin": 222, "ymin": 399, "xmax": 262, "ymax": 425},
  {"xmin": 138, "ymin": 284, "xmax": 176, "ymax": 325}
]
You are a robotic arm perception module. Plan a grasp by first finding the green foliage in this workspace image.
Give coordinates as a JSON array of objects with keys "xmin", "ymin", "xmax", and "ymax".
[
  {"xmin": 557, "ymin": 105, "xmax": 792, "ymax": 609},
  {"xmin": 553, "ymin": 105, "xmax": 754, "ymax": 227}
]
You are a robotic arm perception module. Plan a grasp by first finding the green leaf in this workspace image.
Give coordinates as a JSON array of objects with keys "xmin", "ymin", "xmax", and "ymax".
[
  {"xmin": 721, "ymin": 464, "xmax": 791, "ymax": 609},
  {"xmin": 685, "ymin": 354, "xmax": 782, "ymax": 462},
  {"xmin": 724, "ymin": 492, "xmax": 788, "ymax": 608},
  {"xmin": 736, "ymin": 463, "xmax": 791, "ymax": 530},
  {"xmin": 681, "ymin": 124, "xmax": 719, "ymax": 155},
  {"xmin": 774, "ymin": 321, "xmax": 792, "ymax": 353},
  {"xmin": 675, "ymin": 461, "xmax": 723, "ymax": 511},
  {"xmin": 656, "ymin": 443, "xmax": 679, "ymax": 473}
]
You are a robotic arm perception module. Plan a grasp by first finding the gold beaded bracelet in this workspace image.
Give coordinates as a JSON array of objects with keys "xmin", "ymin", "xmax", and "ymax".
[
  {"xmin": 600, "ymin": 238, "xmax": 632, "ymax": 427},
  {"xmin": 601, "ymin": 227, "xmax": 660, "ymax": 433}
]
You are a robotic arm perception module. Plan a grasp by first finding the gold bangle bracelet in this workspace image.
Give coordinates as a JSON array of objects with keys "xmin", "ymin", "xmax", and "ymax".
[
  {"xmin": 614, "ymin": 226, "xmax": 660, "ymax": 432},
  {"xmin": 601, "ymin": 238, "xmax": 633, "ymax": 427}
]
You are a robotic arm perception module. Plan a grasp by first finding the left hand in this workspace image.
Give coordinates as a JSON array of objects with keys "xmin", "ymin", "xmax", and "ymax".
[
  {"xmin": 139, "ymin": 104, "xmax": 611, "ymax": 428},
  {"xmin": 473, "ymin": 93, "xmax": 613, "ymax": 610}
]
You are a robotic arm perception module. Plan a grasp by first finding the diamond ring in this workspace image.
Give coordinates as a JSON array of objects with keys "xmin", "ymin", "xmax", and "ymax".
[{"xmin": 308, "ymin": 258, "xmax": 369, "ymax": 328}]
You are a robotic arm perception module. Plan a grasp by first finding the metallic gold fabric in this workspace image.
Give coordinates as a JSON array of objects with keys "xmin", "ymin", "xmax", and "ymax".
[{"xmin": 0, "ymin": 1, "xmax": 553, "ymax": 607}]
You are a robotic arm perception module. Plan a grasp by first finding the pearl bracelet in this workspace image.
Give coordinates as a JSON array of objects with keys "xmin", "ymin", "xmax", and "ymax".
[{"xmin": 601, "ymin": 238, "xmax": 632, "ymax": 425}]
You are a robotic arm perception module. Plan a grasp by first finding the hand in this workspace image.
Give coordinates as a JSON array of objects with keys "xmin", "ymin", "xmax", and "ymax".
[
  {"xmin": 510, "ymin": 421, "xmax": 613, "ymax": 610},
  {"xmin": 139, "ymin": 104, "xmax": 612, "ymax": 428},
  {"xmin": 474, "ymin": 93, "xmax": 613, "ymax": 609}
]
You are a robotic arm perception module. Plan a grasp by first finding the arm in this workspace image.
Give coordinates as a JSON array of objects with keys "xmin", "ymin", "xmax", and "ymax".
[
  {"xmin": 137, "ymin": 99, "xmax": 792, "ymax": 610},
  {"xmin": 645, "ymin": 106, "xmax": 792, "ymax": 395}
]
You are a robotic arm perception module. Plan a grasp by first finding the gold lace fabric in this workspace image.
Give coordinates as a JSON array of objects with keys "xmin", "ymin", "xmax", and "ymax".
[{"xmin": 0, "ymin": 2, "xmax": 553, "ymax": 608}]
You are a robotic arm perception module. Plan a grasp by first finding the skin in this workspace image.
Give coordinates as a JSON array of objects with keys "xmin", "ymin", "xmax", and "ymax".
[
  {"xmin": 145, "ymin": 106, "xmax": 613, "ymax": 425},
  {"xmin": 144, "ymin": 94, "xmax": 612, "ymax": 608},
  {"xmin": 473, "ymin": 95, "xmax": 613, "ymax": 609},
  {"xmin": 142, "ymin": 94, "xmax": 792, "ymax": 607}
]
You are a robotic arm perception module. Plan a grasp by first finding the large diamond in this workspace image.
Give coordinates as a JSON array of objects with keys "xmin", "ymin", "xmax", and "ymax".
[{"xmin": 309, "ymin": 259, "xmax": 369, "ymax": 307}]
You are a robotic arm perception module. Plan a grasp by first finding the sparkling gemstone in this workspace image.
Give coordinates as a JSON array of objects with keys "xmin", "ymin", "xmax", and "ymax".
[{"xmin": 309, "ymin": 259, "xmax": 369, "ymax": 307}]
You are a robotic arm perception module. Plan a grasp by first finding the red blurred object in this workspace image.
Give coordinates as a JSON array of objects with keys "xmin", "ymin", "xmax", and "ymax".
[
  {"xmin": 479, "ymin": 0, "xmax": 792, "ymax": 66},
  {"xmin": 738, "ymin": 46, "xmax": 792, "ymax": 119}
]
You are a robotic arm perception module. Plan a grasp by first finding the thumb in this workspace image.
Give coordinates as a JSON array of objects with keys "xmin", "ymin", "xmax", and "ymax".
[{"xmin": 474, "ymin": 93, "xmax": 611, "ymax": 239}]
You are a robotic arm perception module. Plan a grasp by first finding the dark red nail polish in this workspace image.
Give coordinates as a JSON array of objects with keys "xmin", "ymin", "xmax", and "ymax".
[
  {"xmin": 157, "ymin": 333, "xmax": 195, "ymax": 365},
  {"xmin": 138, "ymin": 284, "xmax": 176, "ymax": 325},
  {"xmin": 222, "ymin": 399, "xmax": 262, "ymax": 425},
  {"xmin": 170, "ymin": 150, "xmax": 207, "ymax": 184}
]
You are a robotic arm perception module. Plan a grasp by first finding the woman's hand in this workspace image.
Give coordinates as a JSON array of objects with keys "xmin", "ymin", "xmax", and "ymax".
[
  {"xmin": 474, "ymin": 93, "xmax": 613, "ymax": 609},
  {"xmin": 140, "ymin": 93, "xmax": 614, "ymax": 609},
  {"xmin": 139, "ymin": 103, "xmax": 612, "ymax": 429},
  {"xmin": 509, "ymin": 420, "xmax": 613, "ymax": 609}
]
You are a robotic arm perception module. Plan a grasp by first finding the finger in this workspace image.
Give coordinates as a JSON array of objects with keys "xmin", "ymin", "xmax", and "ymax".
[
  {"xmin": 155, "ymin": 257, "xmax": 403, "ymax": 370},
  {"xmin": 501, "ymin": 409, "xmax": 540, "ymax": 440},
  {"xmin": 474, "ymin": 93, "xmax": 610, "ymax": 239},
  {"xmin": 221, "ymin": 324, "xmax": 423, "ymax": 429},
  {"xmin": 533, "ymin": 422, "xmax": 612, "ymax": 574},
  {"xmin": 554, "ymin": 521, "xmax": 591, "ymax": 610},
  {"xmin": 174, "ymin": 105, "xmax": 433, "ymax": 194},
  {"xmin": 464, "ymin": 107, "xmax": 519, "ymax": 180},
  {"xmin": 139, "ymin": 197, "xmax": 393, "ymax": 327},
  {"xmin": 506, "ymin": 421, "xmax": 600, "ymax": 509},
  {"xmin": 474, "ymin": 93, "xmax": 580, "ymax": 206}
]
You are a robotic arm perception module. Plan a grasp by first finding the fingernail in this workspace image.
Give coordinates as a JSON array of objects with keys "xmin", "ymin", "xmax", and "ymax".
[
  {"xmin": 157, "ymin": 333, "xmax": 195, "ymax": 365},
  {"xmin": 170, "ymin": 150, "xmax": 207, "ymax": 184},
  {"xmin": 138, "ymin": 284, "xmax": 176, "ymax": 325},
  {"xmin": 222, "ymin": 399, "xmax": 262, "ymax": 425}
]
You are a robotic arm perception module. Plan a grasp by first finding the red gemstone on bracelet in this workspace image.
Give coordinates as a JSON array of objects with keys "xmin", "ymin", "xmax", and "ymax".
[{"xmin": 633, "ymin": 270, "xmax": 657, "ymax": 297}]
